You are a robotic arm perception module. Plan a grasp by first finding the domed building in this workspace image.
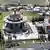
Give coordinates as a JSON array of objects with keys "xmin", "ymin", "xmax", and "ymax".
[{"xmin": 3, "ymin": 9, "xmax": 38, "ymax": 44}]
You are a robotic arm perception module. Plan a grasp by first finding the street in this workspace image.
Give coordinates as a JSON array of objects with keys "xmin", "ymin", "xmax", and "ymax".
[{"xmin": 4, "ymin": 43, "xmax": 50, "ymax": 50}]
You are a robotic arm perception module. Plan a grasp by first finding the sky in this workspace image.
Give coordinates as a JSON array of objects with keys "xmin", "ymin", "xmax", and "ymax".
[{"xmin": 0, "ymin": 0, "xmax": 49, "ymax": 5}]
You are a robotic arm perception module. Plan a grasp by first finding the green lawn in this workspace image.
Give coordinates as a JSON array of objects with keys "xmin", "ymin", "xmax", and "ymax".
[
  {"xmin": 0, "ymin": 11, "xmax": 11, "ymax": 29},
  {"xmin": 23, "ymin": 11, "xmax": 40, "ymax": 21}
]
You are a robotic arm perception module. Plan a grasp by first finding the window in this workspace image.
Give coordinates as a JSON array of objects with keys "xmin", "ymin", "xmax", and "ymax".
[
  {"xmin": 14, "ymin": 23, "xmax": 33, "ymax": 33},
  {"xmin": 15, "ymin": 24, "xmax": 21, "ymax": 32},
  {"xmin": 5, "ymin": 23, "xmax": 33, "ymax": 34},
  {"xmin": 6, "ymin": 23, "xmax": 13, "ymax": 29}
]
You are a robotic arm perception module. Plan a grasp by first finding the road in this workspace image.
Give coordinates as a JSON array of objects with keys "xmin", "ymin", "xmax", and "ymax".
[
  {"xmin": 5, "ymin": 48, "xmax": 49, "ymax": 50},
  {"xmin": 4, "ymin": 43, "xmax": 50, "ymax": 50}
]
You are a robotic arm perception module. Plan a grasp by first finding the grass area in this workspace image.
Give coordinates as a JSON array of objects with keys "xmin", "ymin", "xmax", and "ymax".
[
  {"xmin": 0, "ymin": 11, "xmax": 11, "ymax": 29},
  {"xmin": 0, "ymin": 21, "xmax": 4, "ymax": 29},
  {"xmin": 23, "ymin": 11, "xmax": 40, "ymax": 21},
  {"xmin": 4, "ymin": 40, "xmax": 41, "ymax": 48},
  {"xmin": 17, "ymin": 40, "xmax": 41, "ymax": 48}
]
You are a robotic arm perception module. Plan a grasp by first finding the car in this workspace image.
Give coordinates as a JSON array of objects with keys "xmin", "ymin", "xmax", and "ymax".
[{"xmin": 33, "ymin": 6, "xmax": 42, "ymax": 12}]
